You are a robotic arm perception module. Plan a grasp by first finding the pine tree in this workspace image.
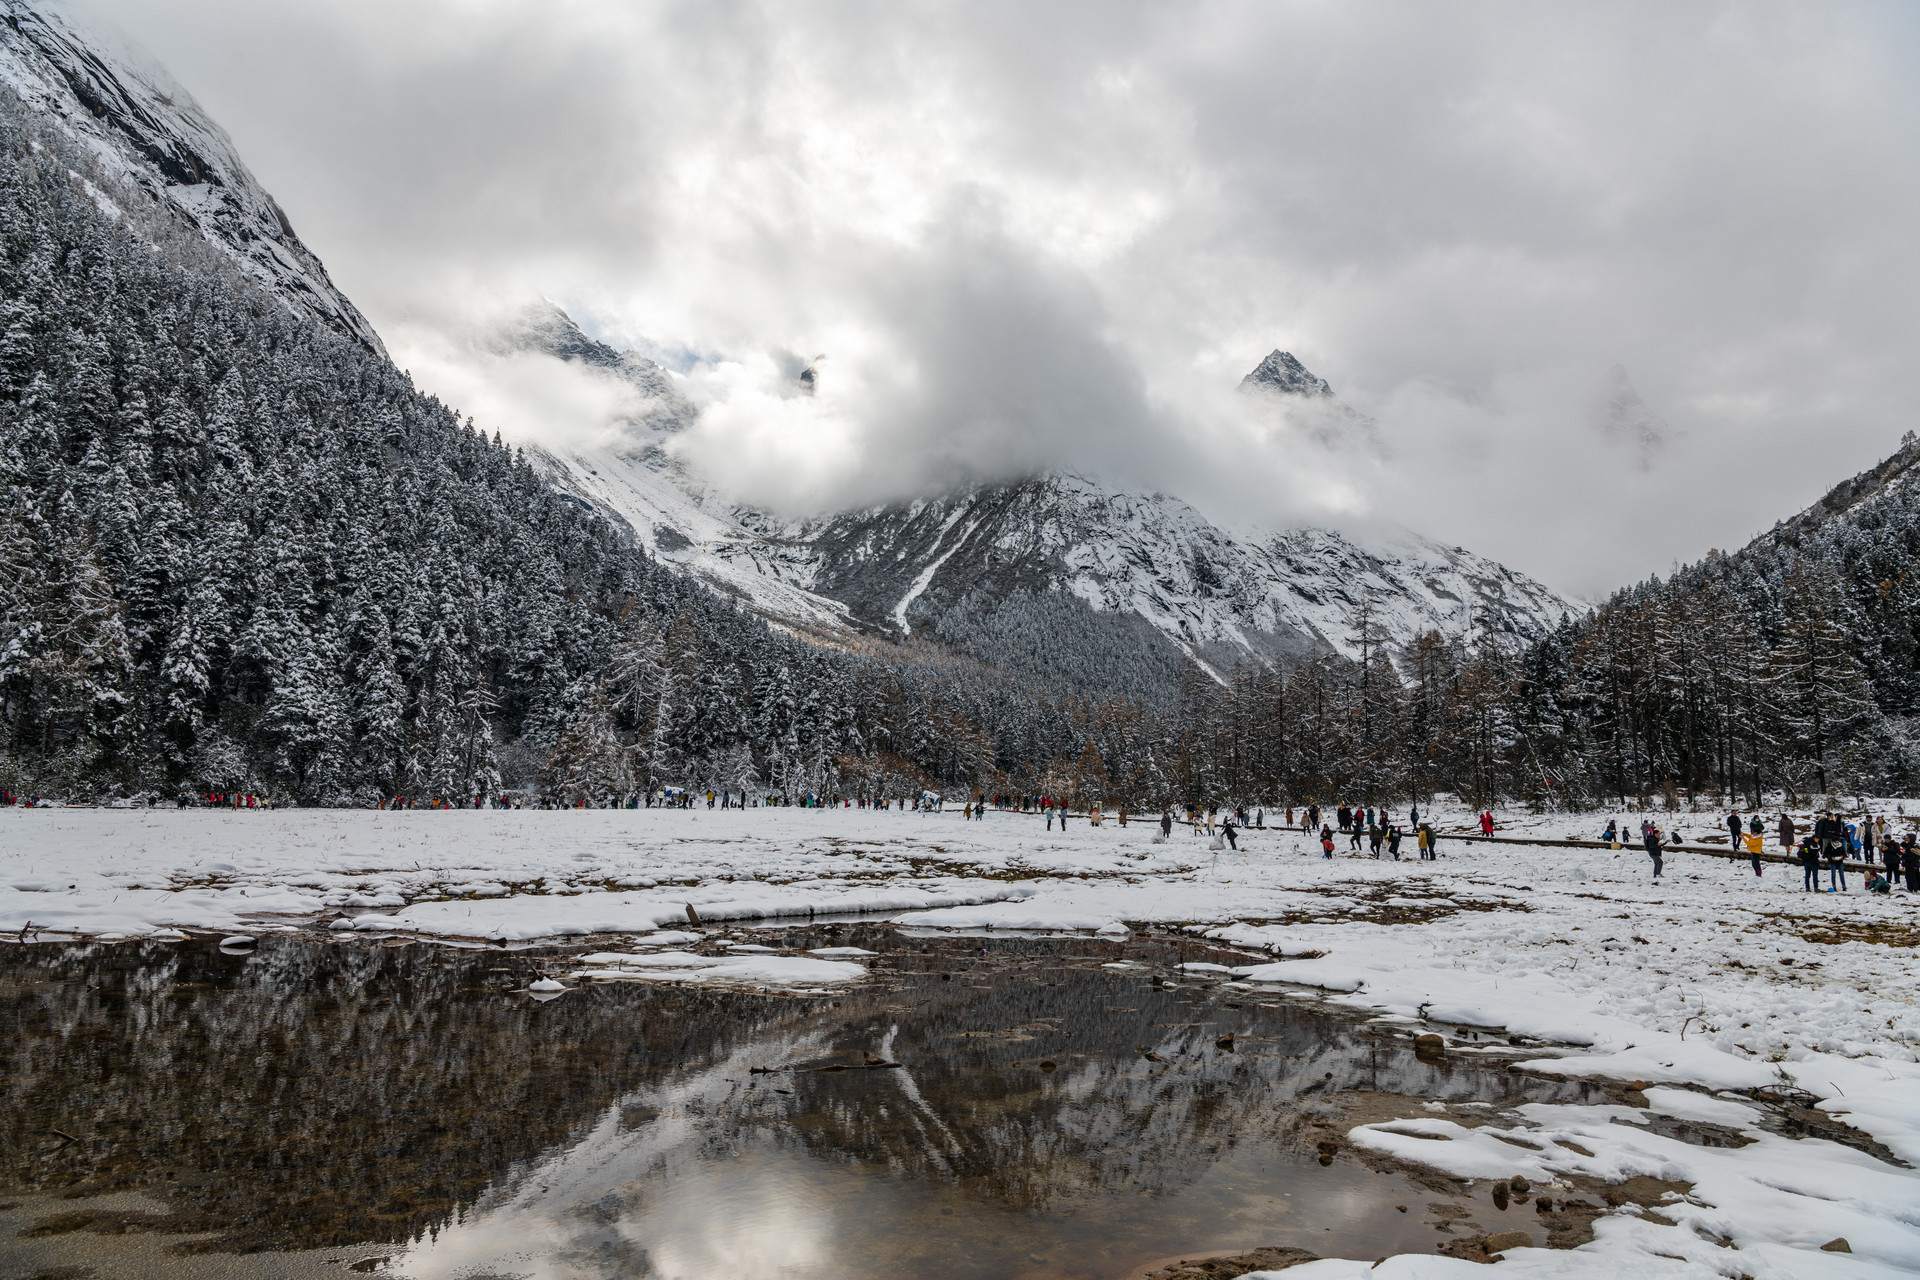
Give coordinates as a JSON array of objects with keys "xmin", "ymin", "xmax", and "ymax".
[{"xmin": 1771, "ymin": 568, "xmax": 1876, "ymax": 796}]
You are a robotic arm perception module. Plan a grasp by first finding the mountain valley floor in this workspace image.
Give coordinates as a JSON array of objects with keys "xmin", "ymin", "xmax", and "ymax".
[{"xmin": 3, "ymin": 801, "xmax": 1919, "ymax": 1278}]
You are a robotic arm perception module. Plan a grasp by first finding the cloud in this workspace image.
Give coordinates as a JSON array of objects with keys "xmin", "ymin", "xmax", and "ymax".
[
  {"xmin": 393, "ymin": 324, "xmax": 650, "ymax": 457},
  {"xmin": 70, "ymin": 0, "xmax": 1920, "ymax": 596}
]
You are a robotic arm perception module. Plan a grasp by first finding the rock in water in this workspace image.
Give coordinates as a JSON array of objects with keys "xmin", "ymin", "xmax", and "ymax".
[
  {"xmin": 1484, "ymin": 1230, "xmax": 1533, "ymax": 1253},
  {"xmin": 528, "ymin": 978, "xmax": 565, "ymax": 993}
]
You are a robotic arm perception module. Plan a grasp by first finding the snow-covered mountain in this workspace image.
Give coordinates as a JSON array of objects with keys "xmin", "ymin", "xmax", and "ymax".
[
  {"xmin": 1, "ymin": 0, "xmax": 1574, "ymax": 685},
  {"xmin": 1593, "ymin": 364, "xmax": 1670, "ymax": 470},
  {"xmin": 510, "ymin": 307, "xmax": 1579, "ymax": 674},
  {"xmin": 0, "ymin": 0, "xmax": 383, "ymax": 355}
]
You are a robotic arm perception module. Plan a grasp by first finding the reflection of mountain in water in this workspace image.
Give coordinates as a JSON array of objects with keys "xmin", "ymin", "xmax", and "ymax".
[{"xmin": 0, "ymin": 933, "xmax": 1593, "ymax": 1273}]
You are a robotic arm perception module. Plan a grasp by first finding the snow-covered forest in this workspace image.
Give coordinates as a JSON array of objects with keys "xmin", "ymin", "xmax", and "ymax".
[{"xmin": 1, "ymin": 85, "xmax": 1916, "ymax": 811}]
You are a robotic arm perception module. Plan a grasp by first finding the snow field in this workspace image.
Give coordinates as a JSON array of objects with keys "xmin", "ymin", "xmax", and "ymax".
[{"xmin": 3, "ymin": 800, "xmax": 1919, "ymax": 1276}]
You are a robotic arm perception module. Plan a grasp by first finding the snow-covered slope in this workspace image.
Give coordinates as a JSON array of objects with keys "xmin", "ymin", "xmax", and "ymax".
[
  {"xmin": 1749, "ymin": 427, "xmax": 1920, "ymax": 553},
  {"xmin": 0, "ymin": 0, "xmax": 383, "ymax": 355},
  {"xmin": 763, "ymin": 472, "xmax": 1579, "ymax": 671},
  {"xmin": 511, "ymin": 310, "xmax": 1578, "ymax": 670}
]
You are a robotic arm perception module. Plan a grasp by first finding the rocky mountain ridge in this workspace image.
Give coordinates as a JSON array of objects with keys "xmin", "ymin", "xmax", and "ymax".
[{"xmin": 512, "ymin": 308, "xmax": 1580, "ymax": 677}]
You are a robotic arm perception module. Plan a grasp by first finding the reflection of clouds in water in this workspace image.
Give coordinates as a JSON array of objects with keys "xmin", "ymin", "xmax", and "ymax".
[
  {"xmin": 623, "ymin": 1151, "xmax": 841, "ymax": 1278},
  {"xmin": 397, "ymin": 1030, "xmax": 847, "ymax": 1278},
  {"xmin": 404, "ymin": 1146, "xmax": 843, "ymax": 1279}
]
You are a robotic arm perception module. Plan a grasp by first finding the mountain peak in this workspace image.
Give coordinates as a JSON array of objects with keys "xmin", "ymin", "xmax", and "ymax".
[
  {"xmin": 1240, "ymin": 350, "xmax": 1334, "ymax": 398},
  {"xmin": 490, "ymin": 299, "xmax": 696, "ymax": 438},
  {"xmin": 1593, "ymin": 364, "xmax": 1670, "ymax": 469},
  {"xmin": 498, "ymin": 300, "xmax": 625, "ymax": 370}
]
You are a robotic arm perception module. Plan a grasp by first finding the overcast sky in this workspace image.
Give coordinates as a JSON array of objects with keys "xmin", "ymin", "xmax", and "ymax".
[{"xmin": 76, "ymin": 0, "xmax": 1920, "ymax": 598}]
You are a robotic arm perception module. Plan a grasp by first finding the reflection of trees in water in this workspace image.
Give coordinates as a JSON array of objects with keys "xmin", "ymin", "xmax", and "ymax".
[
  {"xmin": 0, "ymin": 939, "xmax": 812, "ymax": 1251},
  {"xmin": 0, "ymin": 934, "xmax": 1587, "ymax": 1259}
]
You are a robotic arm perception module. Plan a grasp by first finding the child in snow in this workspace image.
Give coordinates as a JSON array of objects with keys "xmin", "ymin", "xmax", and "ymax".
[{"xmin": 1320, "ymin": 825, "xmax": 1335, "ymax": 858}]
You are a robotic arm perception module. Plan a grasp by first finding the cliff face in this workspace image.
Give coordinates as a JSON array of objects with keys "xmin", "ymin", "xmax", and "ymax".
[{"xmin": 0, "ymin": 0, "xmax": 385, "ymax": 356}]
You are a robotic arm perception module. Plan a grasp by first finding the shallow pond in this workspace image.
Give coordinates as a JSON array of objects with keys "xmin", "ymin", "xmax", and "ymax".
[{"xmin": 0, "ymin": 927, "xmax": 1602, "ymax": 1279}]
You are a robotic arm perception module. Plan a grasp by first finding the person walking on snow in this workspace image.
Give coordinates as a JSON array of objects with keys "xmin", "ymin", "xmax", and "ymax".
[
  {"xmin": 1726, "ymin": 810, "xmax": 1742, "ymax": 849},
  {"xmin": 1744, "ymin": 829, "xmax": 1765, "ymax": 877},
  {"xmin": 1479, "ymin": 810, "xmax": 1495, "ymax": 839},
  {"xmin": 1778, "ymin": 812, "xmax": 1796, "ymax": 851},
  {"xmin": 1644, "ymin": 824, "xmax": 1664, "ymax": 879},
  {"xmin": 1221, "ymin": 815, "xmax": 1238, "ymax": 850},
  {"xmin": 1320, "ymin": 824, "xmax": 1335, "ymax": 858},
  {"xmin": 1799, "ymin": 838, "xmax": 1820, "ymax": 892}
]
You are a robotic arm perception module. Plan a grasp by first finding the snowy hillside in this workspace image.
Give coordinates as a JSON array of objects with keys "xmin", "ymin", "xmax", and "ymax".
[
  {"xmin": 0, "ymin": 0, "xmax": 383, "ymax": 355},
  {"xmin": 1748, "ymin": 427, "xmax": 1920, "ymax": 552},
  {"xmin": 512, "ymin": 309, "xmax": 1579, "ymax": 672},
  {"xmin": 765, "ymin": 473, "xmax": 1580, "ymax": 672}
]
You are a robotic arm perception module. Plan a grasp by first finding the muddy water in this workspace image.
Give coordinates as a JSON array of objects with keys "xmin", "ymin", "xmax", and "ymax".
[{"xmin": 0, "ymin": 928, "xmax": 1600, "ymax": 1280}]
